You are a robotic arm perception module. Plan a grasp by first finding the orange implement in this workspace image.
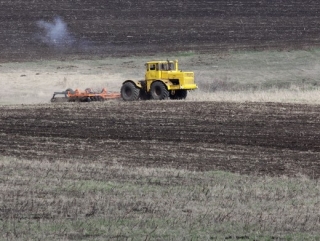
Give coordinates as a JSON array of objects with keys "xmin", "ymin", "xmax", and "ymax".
[{"xmin": 51, "ymin": 88, "xmax": 120, "ymax": 102}]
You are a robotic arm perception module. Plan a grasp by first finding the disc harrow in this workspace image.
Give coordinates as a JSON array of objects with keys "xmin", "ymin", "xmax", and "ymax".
[{"xmin": 51, "ymin": 88, "xmax": 120, "ymax": 102}]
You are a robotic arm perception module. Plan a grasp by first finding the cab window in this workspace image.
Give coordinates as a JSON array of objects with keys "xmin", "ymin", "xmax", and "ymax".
[
  {"xmin": 149, "ymin": 64, "xmax": 156, "ymax": 71},
  {"xmin": 160, "ymin": 62, "xmax": 175, "ymax": 71},
  {"xmin": 160, "ymin": 63, "xmax": 167, "ymax": 70}
]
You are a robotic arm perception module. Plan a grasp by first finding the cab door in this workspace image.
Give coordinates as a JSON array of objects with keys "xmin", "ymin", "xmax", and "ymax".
[{"xmin": 145, "ymin": 63, "xmax": 160, "ymax": 80}]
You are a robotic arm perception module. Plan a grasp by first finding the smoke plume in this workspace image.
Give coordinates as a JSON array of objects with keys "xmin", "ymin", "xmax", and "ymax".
[{"xmin": 36, "ymin": 16, "xmax": 76, "ymax": 48}]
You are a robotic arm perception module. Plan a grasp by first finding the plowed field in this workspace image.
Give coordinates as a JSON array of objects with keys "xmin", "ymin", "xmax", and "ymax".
[
  {"xmin": 2, "ymin": 101, "xmax": 320, "ymax": 178},
  {"xmin": 1, "ymin": 0, "xmax": 320, "ymax": 61}
]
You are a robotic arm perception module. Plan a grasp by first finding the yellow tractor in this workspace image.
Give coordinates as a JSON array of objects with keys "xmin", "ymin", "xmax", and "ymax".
[{"xmin": 120, "ymin": 60, "xmax": 197, "ymax": 101}]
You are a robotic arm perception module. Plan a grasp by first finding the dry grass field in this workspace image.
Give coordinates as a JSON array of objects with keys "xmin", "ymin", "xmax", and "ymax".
[
  {"xmin": 1, "ymin": 157, "xmax": 320, "ymax": 240},
  {"xmin": 2, "ymin": 49, "xmax": 320, "ymax": 105}
]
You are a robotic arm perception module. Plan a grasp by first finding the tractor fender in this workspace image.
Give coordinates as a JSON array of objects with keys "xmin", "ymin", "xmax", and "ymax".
[{"xmin": 122, "ymin": 80, "xmax": 142, "ymax": 89}]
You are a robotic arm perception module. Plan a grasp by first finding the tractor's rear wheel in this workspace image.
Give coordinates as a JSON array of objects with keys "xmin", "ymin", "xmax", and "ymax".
[
  {"xmin": 150, "ymin": 81, "xmax": 169, "ymax": 100},
  {"xmin": 121, "ymin": 82, "xmax": 140, "ymax": 101},
  {"xmin": 170, "ymin": 90, "xmax": 188, "ymax": 100},
  {"xmin": 177, "ymin": 90, "xmax": 188, "ymax": 99}
]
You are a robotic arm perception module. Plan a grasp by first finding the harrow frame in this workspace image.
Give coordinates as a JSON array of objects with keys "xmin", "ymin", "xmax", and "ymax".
[{"xmin": 51, "ymin": 88, "xmax": 120, "ymax": 102}]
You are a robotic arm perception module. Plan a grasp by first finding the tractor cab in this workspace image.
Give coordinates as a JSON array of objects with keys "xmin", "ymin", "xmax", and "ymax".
[
  {"xmin": 146, "ymin": 60, "xmax": 177, "ymax": 71},
  {"xmin": 145, "ymin": 60, "xmax": 178, "ymax": 80}
]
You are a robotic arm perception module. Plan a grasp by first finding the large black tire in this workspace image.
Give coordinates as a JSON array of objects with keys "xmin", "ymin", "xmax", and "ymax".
[
  {"xmin": 150, "ymin": 81, "xmax": 169, "ymax": 100},
  {"xmin": 170, "ymin": 90, "xmax": 188, "ymax": 100},
  {"xmin": 121, "ymin": 82, "xmax": 140, "ymax": 101},
  {"xmin": 177, "ymin": 90, "xmax": 188, "ymax": 99}
]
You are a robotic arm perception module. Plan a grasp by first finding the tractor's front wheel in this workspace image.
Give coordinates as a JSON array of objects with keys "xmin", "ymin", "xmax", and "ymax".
[
  {"xmin": 150, "ymin": 81, "xmax": 169, "ymax": 100},
  {"xmin": 121, "ymin": 82, "xmax": 140, "ymax": 101}
]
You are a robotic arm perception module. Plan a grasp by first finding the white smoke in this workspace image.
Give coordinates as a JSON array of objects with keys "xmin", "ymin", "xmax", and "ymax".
[{"xmin": 36, "ymin": 16, "xmax": 76, "ymax": 48}]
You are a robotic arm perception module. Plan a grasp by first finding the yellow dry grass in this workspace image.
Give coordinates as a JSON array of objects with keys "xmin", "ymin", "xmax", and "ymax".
[
  {"xmin": 1, "ymin": 48, "xmax": 320, "ymax": 105},
  {"xmin": 189, "ymin": 88, "xmax": 320, "ymax": 104}
]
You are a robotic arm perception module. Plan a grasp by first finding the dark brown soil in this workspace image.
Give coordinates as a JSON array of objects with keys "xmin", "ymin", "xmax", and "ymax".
[
  {"xmin": 1, "ymin": 101, "xmax": 320, "ymax": 178},
  {"xmin": 1, "ymin": 1, "xmax": 320, "ymax": 61}
]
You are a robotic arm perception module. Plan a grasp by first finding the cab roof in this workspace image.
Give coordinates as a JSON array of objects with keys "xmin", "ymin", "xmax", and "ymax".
[{"xmin": 146, "ymin": 60, "xmax": 176, "ymax": 64}]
